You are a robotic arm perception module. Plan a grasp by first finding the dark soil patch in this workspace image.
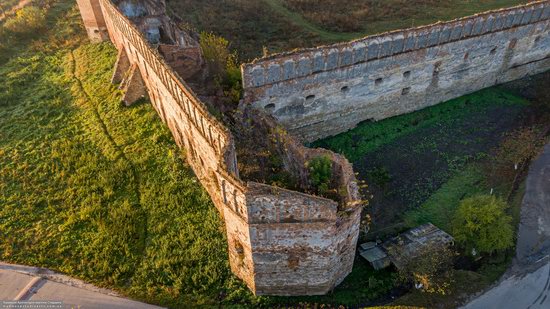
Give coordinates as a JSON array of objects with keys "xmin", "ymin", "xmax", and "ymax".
[
  {"xmin": 325, "ymin": 90, "xmax": 532, "ymax": 232},
  {"xmin": 357, "ymin": 103, "xmax": 529, "ymax": 230}
]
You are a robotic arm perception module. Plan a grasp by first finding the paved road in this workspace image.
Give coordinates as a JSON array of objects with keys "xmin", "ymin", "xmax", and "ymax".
[
  {"xmin": 463, "ymin": 143, "xmax": 550, "ymax": 309},
  {"xmin": 0, "ymin": 264, "xmax": 163, "ymax": 309},
  {"xmin": 464, "ymin": 262, "xmax": 550, "ymax": 309},
  {"xmin": 517, "ymin": 143, "xmax": 550, "ymax": 265}
]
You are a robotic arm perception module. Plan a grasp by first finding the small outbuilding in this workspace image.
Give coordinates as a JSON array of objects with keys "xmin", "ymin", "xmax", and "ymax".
[
  {"xmin": 358, "ymin": 242, "xmax": 391, "ymax": 270},
  {"xmin": 359, "ymin": 223, "xmax": 454, "ymax": 270}
]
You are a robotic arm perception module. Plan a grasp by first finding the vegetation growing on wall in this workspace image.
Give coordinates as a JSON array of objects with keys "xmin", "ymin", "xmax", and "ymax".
[
  {"xmin": 307, "ymin": 155, "xmax": 333, "ymax": 196},
  {"xmin": 199, "ymin": 31, "xmax": 242, "ymax": 104}
]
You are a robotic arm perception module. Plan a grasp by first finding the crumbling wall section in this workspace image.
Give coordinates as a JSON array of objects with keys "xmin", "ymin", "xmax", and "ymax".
[
  {"xmin": 246, "ymin": 182, "xmax": 361, "ymax": 295},
  {"xmin": 246, "ymin": 109, "xmax": 361, "ymax": 208},
  {"xmin": 242, "ymin": 1, "xmax": 550, "ymax": 142},
  {"xmin": 92, "ymin": 0, "xmax": 362, "ymax": 296}
]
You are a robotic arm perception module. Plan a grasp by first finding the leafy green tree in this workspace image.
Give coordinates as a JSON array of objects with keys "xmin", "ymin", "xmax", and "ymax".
[
  {"xmin": 452, "ymin": 195, "xmax": 514, "ymax": 255},
  {"xmin": 307, "ymin": 155, "xmax": 332, "ymax": 195}
]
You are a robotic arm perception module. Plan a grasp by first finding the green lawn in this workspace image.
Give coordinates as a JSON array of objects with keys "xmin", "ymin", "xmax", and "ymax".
[
  {"xmin": 0, "ymin": 2, "xmax": 249, "ymax": 307},
  {"xmin": 403, "ymin": 165, "xmax": 486, "ymax": 233}
]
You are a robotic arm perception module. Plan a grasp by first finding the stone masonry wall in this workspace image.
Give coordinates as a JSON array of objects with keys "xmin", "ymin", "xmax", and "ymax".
[
  {"xmin": 242, "ymin": 1, "xmax": 550, "ymax": 142},
  {"xmin": 78, "ymin": 0, "xmax": 362, "ymax": 296}
]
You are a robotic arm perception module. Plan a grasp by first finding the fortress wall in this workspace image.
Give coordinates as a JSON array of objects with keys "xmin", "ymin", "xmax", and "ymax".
[
  {"xmin": 99, "ymin": 0, "xmax": 259, "ymax": 289},
  {"xmin": 92, "ymin": 0, "xmax": 362, "ymax": 296},
  {"xmin": 242, "ymin": 1, "xmax": 550, "ymax": 142}
]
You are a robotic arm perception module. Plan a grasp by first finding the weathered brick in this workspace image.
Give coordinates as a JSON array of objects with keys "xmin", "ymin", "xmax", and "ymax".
[
  {"xmin": 352, "ymin": 42, "xmax": 367, "ymax": 63},
  {"xmin": 379, "ymin": 38, "xmax": 393, "ymax": 57},
  {"xmin": 367, "ymin": 40, "xmax": 380, "ymax": 60},
  {"xmin": 462, "ymin": 20, "xmax": 474, "ymax": 38},
  {"xmin": 450, "ymin": 24, "xmax": 463, "ymax": 41},
  {"xmin": 340, "ymin": 48, "xmax": 353, "ymax": 66},
  {"xmin": 403, "ymin": 33, "xmax": 417, "ymax": 51},
  {"xmin": 283, "ymin": 60, "xmax": 295, "ymax": 80},
  {"xmin": 391, "ymin": 35, "xmax": 405, "ymax": 54},
  {"xmin": 313, "ymin": 52, "xmax": 325, "ymax": 72},
  {"xmin": 427, "ymin": 28, "xmax": 441, "ymax": 46},
  {"xmin": 482, "ymin": 15, "xmax": 494, "ymax": 33},
  {"xmin": 439, "ymin": 26, "xmax": 452, "ymax": 44},
  {"xmin": 326, "ymin": 49, "xmax": 339, "ymax": 69},
  {"xmin": 297, "ymin": 57, "xmax": 312, "ymax": 76},
  {"xmin": 521, "ymin": 8, "xmax": 534, "ymax": 24},
  {"xmin": 251, "ymin": 66, "xmax": 265, "ymax": 87},
  {"xmin": 267, "ymin": 63, "xmax": 281, "ymax": 83}
]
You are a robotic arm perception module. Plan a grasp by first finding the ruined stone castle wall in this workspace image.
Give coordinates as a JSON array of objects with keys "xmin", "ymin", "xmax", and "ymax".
[
  {"xmin": 80, "ymin": 0, "xmax": 362, "ymax": 296},
  {"xmin": 242, "ymin": 1, "xmax": 550, "ymax": 142}
]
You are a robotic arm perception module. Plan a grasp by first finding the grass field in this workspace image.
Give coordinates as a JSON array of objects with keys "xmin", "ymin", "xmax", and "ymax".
[
  {"xmin": 313, "ymin": 88, "xmax": 531, "ymax": 231},
  {"xmin": 279, "ymin": 0, "xmax": 529, "ymax": 35},
  {"xmin": 169, "ymin": 0, "xmax": 529, "ymax": 60}
]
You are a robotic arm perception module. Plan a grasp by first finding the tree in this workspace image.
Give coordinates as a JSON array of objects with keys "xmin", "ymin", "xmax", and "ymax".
[
  {"xmin": 496, "ymin": 127, "xmax": 544, "ymax": 169},
  {"xmin": 396, "ymin": 245, "xmax": 456, "ymax": 296},
  {"xmin": 452, "ymin": 195, "xmax": 514, "ymax": 255},
  {"xmin": 307, "ymin": 155, "xmax": 332, "ymax": 196},
  {"xmin": 199, "ymin": 31, "xmax": 242, "ymax": 103}
]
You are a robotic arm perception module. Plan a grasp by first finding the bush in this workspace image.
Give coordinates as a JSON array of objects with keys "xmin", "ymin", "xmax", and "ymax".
[
  {"xmin": 199, "ymin": 31, "xmax": 242, "ymax": 103},
  {"xmin": 496, "ymin": 127, "xmax": 544, "ymax": 169},
  {"xmin": 452, "ymin": 195, "xmax": 514, "ymax": 256},
  {"xmin": 307, "ymin": 155, "xmax": 332, "ymax": 195},
  {"xmin": 3, "ymin": 6, "xmax": 46, "ymax": 35}
]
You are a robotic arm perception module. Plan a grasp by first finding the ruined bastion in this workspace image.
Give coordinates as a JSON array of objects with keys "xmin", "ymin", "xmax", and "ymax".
[
  {"xmin": 77, "ymin": 0, "xmax": 550, "ymax": 296},
  {"xmin": 242, "ymin": 1, "xmax": 550, "ymax": 142},
  {"xmin": 77, "ymin": 0, "xmax": 362, "ymax": 296}
]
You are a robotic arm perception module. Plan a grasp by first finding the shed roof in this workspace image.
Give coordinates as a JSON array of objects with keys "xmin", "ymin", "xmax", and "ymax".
[{"xmin": 382, "ymin": 223, "xmax": 454, "ymax": 269}]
